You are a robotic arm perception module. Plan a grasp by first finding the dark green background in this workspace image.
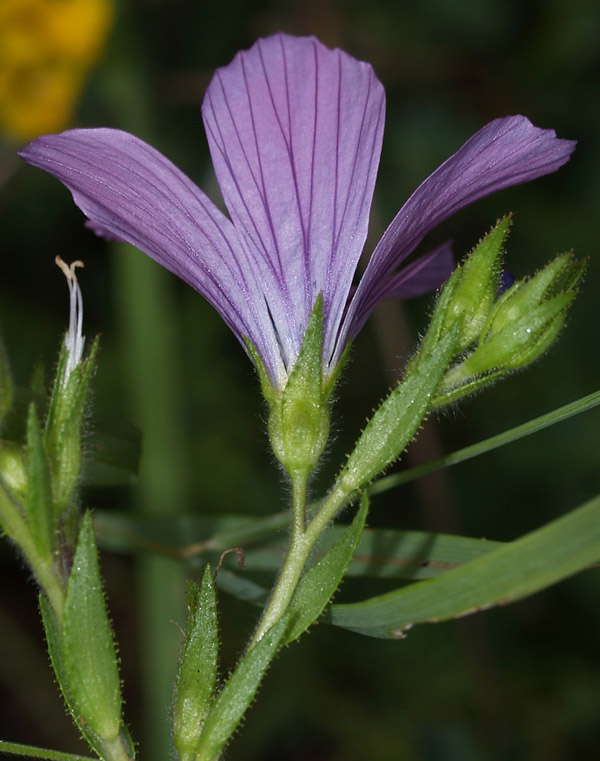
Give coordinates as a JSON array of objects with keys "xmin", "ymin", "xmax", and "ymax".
[{"xmin": 1, "ymin": 1, "xmax": 599, "ymax": 759}]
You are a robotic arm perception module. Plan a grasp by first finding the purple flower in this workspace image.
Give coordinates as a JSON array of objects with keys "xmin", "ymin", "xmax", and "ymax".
[{"xmin": 19, "ymin": 33, "xmax": 575, "ymax": 390}]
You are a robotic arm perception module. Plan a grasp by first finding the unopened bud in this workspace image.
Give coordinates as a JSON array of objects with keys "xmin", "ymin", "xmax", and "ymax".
[
  {"xmin": 440, "ymin": 216, "xmax": 510, "ymax": 351},
  {"xmin": 437, "ymin": 252, "xmax": 585, "ymax": 404}
]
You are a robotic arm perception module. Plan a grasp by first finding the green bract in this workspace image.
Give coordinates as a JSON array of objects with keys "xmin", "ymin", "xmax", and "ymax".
[
  {"xmin": 173, "ymin": 567, "xmax": 219, "ymax": 759},
  {"xmin": 63, "ymin": 511, "xmax": 123, "ymax": 742},
  {"xmin": 193, "ymin": 618, "xmax": 288, "ymax": 761}
]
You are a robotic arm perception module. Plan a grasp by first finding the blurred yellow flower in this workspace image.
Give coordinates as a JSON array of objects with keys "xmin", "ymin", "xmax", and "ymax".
[{"xmin": 0, "ymin": 0, "xmax": 113, "ymax": 141}]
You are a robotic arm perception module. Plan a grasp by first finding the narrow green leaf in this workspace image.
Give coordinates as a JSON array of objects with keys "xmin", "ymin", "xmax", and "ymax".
[
  {"xmin": 0, "ymin": 739, "xmax": 94, "ymax": 761},
  {"xmin": 25, "ymin": 404, "xmax": 54, "ymax": 561},
  {"xmin": 94, "ymin": 509, "xmax": 505, "ymax": 582},
  {"xmin": 63, "ymin": 512, "xmax": 122, "ymax": 741},
  {"xmin": 211, "ymin": 529, "xmax": 504, "ymax": 609},
  {"xmin": 284, "ymin": 494, "xmax": 369, "ymax": 644},
  {"xmin": 321, "ymin": 525, "xmax": 503, "ymax": 581},
  {"xmin": 173, "ymin": 566, "xmax": 219, "ymax": 757},
  {"xmin": 326, "ymin": 494, "xmax": 600, "ymax": 638},
  {"xmin": 194, "ymin": 618, "xmax": 287, "ymax": 761},
  {"xmin": 370, "ymin": 388, "xmax": 600, "ymax": 495}
]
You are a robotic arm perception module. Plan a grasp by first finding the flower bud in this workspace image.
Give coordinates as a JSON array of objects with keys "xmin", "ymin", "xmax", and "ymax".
[
  {"xmin": 437, "ymin": 252, "xmax": 585, "ymax": 404},
  {"xmin": 420, "ymin": 217, "xmax": 509, "ymax": 361},
  {"xmin": 440, "ymin": 216, "xmax": 510, "ymax": 351}
]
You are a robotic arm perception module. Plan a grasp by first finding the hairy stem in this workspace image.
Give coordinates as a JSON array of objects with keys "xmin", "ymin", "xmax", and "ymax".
[{"xmin": 249, "ymin": 475, "xmax": 353, "ymax": 646}]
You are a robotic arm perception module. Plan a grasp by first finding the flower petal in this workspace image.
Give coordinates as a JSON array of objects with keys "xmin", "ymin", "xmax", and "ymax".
[
  {"xmin": 383, "ymin": 241, "xmax": 455, "ymax": 299},
  {"xmin": 340, "ymin": 115, "xmax": 576, "ymax": 357},
  {"xmin": 344, "ymin": 242, "xmax": 454, "ymax": 341},
  {"xmin": 202, "ymin": 33, "xmax": 385, "ymax": 370},
  {"xmin": 19, "ymin": 128, "xmax": 289, "ymax": 384}
]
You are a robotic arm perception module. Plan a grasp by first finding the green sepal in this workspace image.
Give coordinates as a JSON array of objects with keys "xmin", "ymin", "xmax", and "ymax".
[
  {"xmin": 440, "ymin": 216, "xmax": 509, "ymax": 351},
  {"xmin": 173, "ymin": 566, "xmax": 219, "ymax": 758},
  {"xmin": 336, "ymin": 324, "xmax": 459, "ymax": 494},
  {"xmin": 465, "ymin": 293, "xmax": 572, "ymax": 373},
  {"xmin": 483, "ymin": 252, "xmax": 581, "ymax": 338},
  {"xmin": 249, "ymin": 297, "xmax": 330, "ymax": 477},
  {"xmin": 273, "ymin": 296, "xmax": 329, "ymax": 474},
  {"xmin": 244, "ymin": 339, "xmax": 278, "ymax": 408},
  {"xmin": 0, "ymin": 331, "xmax": 13, "ymax": 429},
  {"xmin": 25, "ymin": 404, "xmax": 54, "ymax": 561},
  {"xmin": 62, "ymin": 511, "xmax": 122, "ymax": 743},
  {"xmin": 284, "ymin": 493, "xmax": 369, "ymax": 645},
  {"xmin": 44, "ymin": 337, "xmax": 99, "ymax": 518},
  {"xmin": 418, "ymin": 217, "xmax": 509, "ymax": 362},
  {"xmin": 323, "ymin": 339, "xmax": 352, "ymax": 400},
  {"xmin": 193, "ymin": 618, "xmax": 287, "ymax": 761}
]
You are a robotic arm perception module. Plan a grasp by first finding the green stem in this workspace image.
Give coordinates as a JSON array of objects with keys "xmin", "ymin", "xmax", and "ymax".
[
  {"xmin": 306, "ymin": 482, "xmax": 351, "ymax": 543},
  {"xmin": 249, "ymin": 476, "xmax": 353, "ymax": 646},
  {"xmin": 250, "ymin": 528, "xmax": 312, "ymax": 645},
  {"xmin": 250, "ymin": 469, "xmax": 311, "ymax": 645},
  {"xmin": 290, "ymin": 468, "xmax": 308, "ymax": 539},
  {"xmin": 0, "ymin": 739, "xmax": 95, "ymax": 761}
]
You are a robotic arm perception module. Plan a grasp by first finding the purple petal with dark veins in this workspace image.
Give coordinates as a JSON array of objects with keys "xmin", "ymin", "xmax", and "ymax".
[
  {"xmin": 336, "ymin": 115, "xmax": 576, "ymax": 363},
  {"xmin": 202, "ymin": 33, "xmax": 385, "ymax": 371},
  {"xmin": 19, "ymin": 128, "xmax": 289, "ymax": 384},
  {"xmin": 384, "ymin": 241, "xmax": 454, "ymax": 299},
  {"xmin": 334, "ymin": 243, "xmax": 454, "ymax": 355}
]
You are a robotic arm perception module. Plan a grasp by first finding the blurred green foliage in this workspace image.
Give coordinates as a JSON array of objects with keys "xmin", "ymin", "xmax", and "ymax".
[{"xmin": 1, "ymin": 1, "xmax": 599, "ymax": 759}]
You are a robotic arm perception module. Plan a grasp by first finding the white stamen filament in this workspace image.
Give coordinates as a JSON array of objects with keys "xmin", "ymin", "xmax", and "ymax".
[{"xmin": 56, "ymin": 256, "xmax": 86, "ymax": 382}]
